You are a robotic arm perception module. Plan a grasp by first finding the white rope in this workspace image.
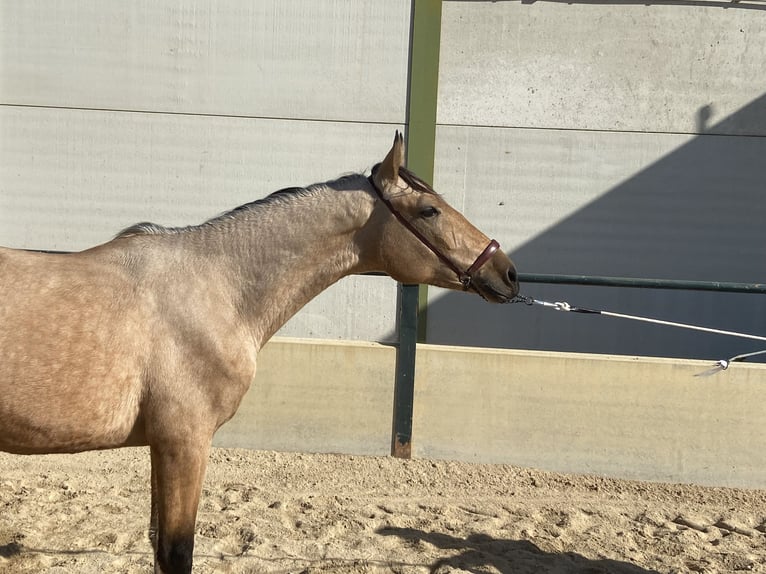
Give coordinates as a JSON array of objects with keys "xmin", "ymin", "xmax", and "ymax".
[
  {"xmin": 514, "ymin": 296, "xmax": 766, "ymax": 374},
  {"xmin": 598, "ymin": 310, "xmax": 766, "ymax": 343},
  {"xmin": 525, "ymin": 297, "xmax": 766, "ymax": 342}
]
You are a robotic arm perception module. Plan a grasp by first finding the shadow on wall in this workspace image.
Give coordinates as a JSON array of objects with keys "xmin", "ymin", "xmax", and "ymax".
[{"xmin": 417, "ymin": 94, "xmax": 766, "ymax": 361}]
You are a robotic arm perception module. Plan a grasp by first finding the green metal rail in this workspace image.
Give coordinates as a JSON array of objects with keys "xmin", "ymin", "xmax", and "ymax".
[{"xmin": 518, "ymin": 273, "xmax": 766, "ymax": 294}]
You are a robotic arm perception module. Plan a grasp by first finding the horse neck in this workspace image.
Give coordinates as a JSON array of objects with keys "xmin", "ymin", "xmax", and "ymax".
[{"xmin": 213, "ymin": 181, "xmax": 376, "ymax": 348}]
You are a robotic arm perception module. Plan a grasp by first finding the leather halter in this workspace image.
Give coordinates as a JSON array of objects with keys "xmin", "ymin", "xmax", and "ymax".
[{"xmin": 369, "ymin": 175, "xmax": 500, "ymax": 290}]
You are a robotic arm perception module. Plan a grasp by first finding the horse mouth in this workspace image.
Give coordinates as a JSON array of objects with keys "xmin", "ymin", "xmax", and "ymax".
[{"xmin": 471, "ymin": 281, "xmax": 519, "ymax": 304}]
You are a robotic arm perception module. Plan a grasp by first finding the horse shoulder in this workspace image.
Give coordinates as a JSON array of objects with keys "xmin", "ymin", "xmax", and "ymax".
[{"xmin": 108, "ymin": 242, "xmax": 259, "ymax": 431}]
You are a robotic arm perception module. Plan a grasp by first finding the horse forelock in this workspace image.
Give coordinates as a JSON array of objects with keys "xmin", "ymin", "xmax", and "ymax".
[
  {"xmin": 370, "ymin": 163, "xmax": 438, "ymax": 196},
  {"xmin": 399, "ymin": 167, "xmax": 439, "ymax": 196}
]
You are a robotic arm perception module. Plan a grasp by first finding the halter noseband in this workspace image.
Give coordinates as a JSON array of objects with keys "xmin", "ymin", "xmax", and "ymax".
[{"xmin": 369, "ymin": 175, "xmax": 500, "ymax": 290}]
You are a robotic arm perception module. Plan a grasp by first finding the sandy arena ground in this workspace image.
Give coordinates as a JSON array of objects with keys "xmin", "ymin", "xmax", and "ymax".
[{"xmin": 0, "ymin": 448, "xmax": 764, "ymax": 573}]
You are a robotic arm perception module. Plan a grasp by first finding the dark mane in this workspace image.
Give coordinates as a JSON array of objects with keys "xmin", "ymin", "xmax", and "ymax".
[
  {"xmin": 115, "ymin": 176, "xmax": 366, "ymax": 239},
  {"xmin": 212, "ymin": 186, "xmax": 311, "ymax": 220},
  {"xmin": 117, "ymin": 222, "xmax": 172, "ymax": 238}
]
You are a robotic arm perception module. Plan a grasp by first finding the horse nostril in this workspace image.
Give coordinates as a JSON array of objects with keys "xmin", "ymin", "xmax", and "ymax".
[{"xmin": 507, "ymin": 265, "xmax": 518, "ymax": 286}]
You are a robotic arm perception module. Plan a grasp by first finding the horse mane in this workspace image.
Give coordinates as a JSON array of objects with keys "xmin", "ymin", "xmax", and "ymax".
[
  {"xmin": 115, "ymin": 174, "xmax": 366, "ymax": 239},
  {"xmin": 116, "ymin": 222, "xmax": 170, "ymax": 237},
  {"xmin": 115, "ymin": 169, "xmax": 434, "ymax": 239}
]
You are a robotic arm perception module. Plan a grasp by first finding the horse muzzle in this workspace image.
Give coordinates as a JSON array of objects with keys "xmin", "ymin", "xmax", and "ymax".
[{"xmin": 470, "ymin": 256, "xmax": 520, "ymax": 303}]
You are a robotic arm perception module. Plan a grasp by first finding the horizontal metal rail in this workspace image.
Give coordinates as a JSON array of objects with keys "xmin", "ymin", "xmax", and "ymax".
[{"xmin": 519, "ymin": 273, "xmax": 766, "ymax": 294}]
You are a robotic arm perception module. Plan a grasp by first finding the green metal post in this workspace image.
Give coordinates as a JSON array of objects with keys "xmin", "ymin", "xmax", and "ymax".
[
  {"xmin": 391, "ymin": 0, "xmax": 442, "ymax": 459},
  {"xmin": 406, "ymin": 0, "xmax": 442, "ymax": 343},
  {"xmin": 391, "ymin": 283, "xmax": 419, "ymax": 458}
]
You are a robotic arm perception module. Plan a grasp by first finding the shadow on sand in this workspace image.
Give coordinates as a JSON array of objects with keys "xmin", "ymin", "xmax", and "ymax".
[{"xmin": 378, "ymin": 526, "xmax": 660, "ymax": 574}]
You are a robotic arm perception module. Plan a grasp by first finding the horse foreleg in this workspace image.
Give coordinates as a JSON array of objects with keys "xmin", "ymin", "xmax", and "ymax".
[
  {"xmin": 149, "ymin": 459, "xmax": 159, "ymax": 553},
  {"xmin": 149, "ymin": 440, "xmax": 210, "ymax": 574}
]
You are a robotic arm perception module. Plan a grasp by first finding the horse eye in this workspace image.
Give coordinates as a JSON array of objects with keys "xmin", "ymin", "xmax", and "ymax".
[{"xmin": 420, "ymin": 206, "xmax": 440, "ymax": 219}]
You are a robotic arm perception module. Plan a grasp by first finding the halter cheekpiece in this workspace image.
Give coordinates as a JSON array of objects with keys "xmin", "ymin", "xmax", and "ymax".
[{"xmin": 368, "ymin": 174, "xmax": 500, "ymax": 290}]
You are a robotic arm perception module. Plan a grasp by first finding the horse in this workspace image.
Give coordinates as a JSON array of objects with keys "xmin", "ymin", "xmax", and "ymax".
[{"xmin": 0, "ymin": 132, "xmax": 518, "ymax": 573}]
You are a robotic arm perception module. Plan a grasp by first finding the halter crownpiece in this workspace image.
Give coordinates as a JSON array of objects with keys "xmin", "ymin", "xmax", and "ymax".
[{"xmin": 369, "ymin": 174, "xmax": 500, "ymax": 290}]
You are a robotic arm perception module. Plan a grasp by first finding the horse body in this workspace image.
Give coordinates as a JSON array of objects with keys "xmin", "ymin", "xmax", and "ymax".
[
  {"xmin": 0, "ymin": 133, "xmax": 518, "ymax": 573},
  {"xmin": 1, "ymin": 246, "xmax": 149, "ymax": 452}
]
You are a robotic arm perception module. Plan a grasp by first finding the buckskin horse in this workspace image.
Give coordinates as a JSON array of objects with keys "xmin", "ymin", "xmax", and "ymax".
[{"xmin": 0, "ymin": 133, "xmax": 519, "ymax": 573}]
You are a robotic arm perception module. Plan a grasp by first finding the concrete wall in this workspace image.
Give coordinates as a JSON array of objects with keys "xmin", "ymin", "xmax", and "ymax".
[
  {"xmin": 3, "ymin": 4, "xmax": 764, "ymax": 487},
  {"xmin": 3, "ymin": 1, "xmax": 764, "ymax": 359},
  {"xmin": 214, "ymin": 338, "xmax": 397, "ymax": 456},
  {"xmin": 217, "ymin": 338, "xmax": 766, "ymax": 489},
  {"xmin": 0, "ymin": 0, "xmax": 409, "ymax": 343},
  {"xmin": 427, "ymin": 1, "xmax": 766, "ymax": 362}
]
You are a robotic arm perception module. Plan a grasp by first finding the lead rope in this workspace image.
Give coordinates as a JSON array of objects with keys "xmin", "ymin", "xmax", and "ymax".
[{"xmin": 510, "ymin": 295, "xmax": 766, "ymax": 376}]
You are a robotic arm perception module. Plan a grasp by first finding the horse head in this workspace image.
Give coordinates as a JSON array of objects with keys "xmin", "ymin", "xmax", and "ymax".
[{"xmin": 368, "ymin": 132, "xmax": 519, "ymax": 303}]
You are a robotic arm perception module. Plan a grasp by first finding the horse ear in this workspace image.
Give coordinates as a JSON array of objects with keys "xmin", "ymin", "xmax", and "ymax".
[{"xmin": 374, "ymin": 131, "xmax": 405, "ymax": 192}]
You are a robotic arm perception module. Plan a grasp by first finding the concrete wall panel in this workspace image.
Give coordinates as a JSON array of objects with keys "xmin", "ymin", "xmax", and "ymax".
[
  {"xmin": 432, "ymin": 2, "xmax": 765, "ymax": 361},
  {"xmin": 0, "ymin": 0, "xmax": 410, "ymax": 123},
  {"xmin": 0, "ymin": 106, "xmax": 402, "ymax": 341},
  {"xmin": 413, "ymin": 344, "xmax": 766, "ymax": 488},
  {"xmin": 215, "ymin": 338, "xmax": 766, "ymax": 488},
  {"xmin": 0, "ymin": 106, "xmax": 402, "ymax": 251},
  {"xmin": 214, "ymin": 338, "xmax": 397, "ymax": 456},
  {"xmin": 434, "ymin": 124, "xmax": 766, "ymax": 280},
  {"xmin": 439, "ymin": 1, "xmax": 766, "ymax": 136},
  {"xmin": 433, "ymin": 124, "xmax": 691, "ymax": 255},
  {"xmin": 428, "ymin": 123, "xmax": 766, "ymax": 360}
]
